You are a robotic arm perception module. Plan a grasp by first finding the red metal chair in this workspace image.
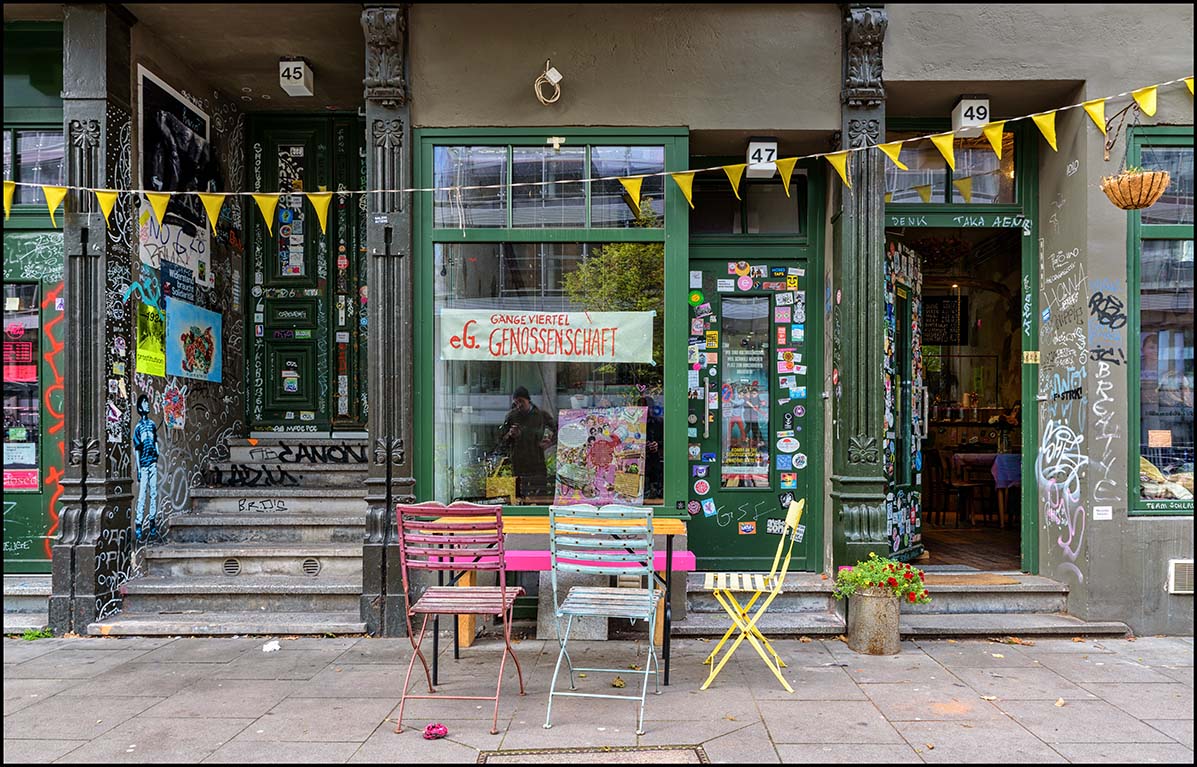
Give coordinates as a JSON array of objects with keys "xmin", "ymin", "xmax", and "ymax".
[{"xmin": 394, "ymin": 501, "xmax": 525, "ymax": 735}]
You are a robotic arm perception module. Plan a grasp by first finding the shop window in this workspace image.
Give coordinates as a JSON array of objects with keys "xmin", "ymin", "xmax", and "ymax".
[
  {"xmin": 885, "ymin": 130, "xmax": 1014, "ymax": 205},
  {"xmin": 1130, "ymin": 128, "xmax": 1194, "ymax": 513},
  {"xmin": 512, "ymin": 146, "xmax": 586, "ymax": 228},
  {"xmin": 590, "ymin": 146, "xmax": 665, "ymax": 227},
  {"xmin": 690, "ymin": 175, "xmax": 806, "ymax": 235},
  {"xmin": 433, "ymin": 241, "xmax": 664, "ymax": 507},
  {"xmin": 3, "ymin": 283, "xmax": 41, "ymax": 492},
  {"xmin": 434, "ymin": 146, "xmax": 508, "ymax": 228},
  {"xmin": 2, "ymin": 128, "xmax": 64, "ymax": 206}
]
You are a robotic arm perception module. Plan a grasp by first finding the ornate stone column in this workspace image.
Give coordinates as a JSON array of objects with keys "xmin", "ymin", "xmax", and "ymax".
[
  {"xmin": 360, "ymin": 4, "xmax": 415, "ymax": 636},
  {"xmin": 50, "ymin": 3, "xmax": 138, "ymax": 633},
  {"xmin": 831, "ymin": 4, "xmax": 891, "ymax": 567}
]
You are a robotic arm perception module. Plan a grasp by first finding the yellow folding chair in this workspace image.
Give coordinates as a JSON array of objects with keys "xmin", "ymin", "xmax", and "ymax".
[{"xmin": 700, "ymin": 498, "xmax": 805, "ymax": 693}]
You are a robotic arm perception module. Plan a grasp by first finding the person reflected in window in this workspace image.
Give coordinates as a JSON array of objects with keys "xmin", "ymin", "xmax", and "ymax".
[
  {"xmin": 639, "ymin": 395, "xmax": 663, "ymax": 502},
  {"xmin": 498, "ymin": 385, "xmax": 555, "ymax": 500}
]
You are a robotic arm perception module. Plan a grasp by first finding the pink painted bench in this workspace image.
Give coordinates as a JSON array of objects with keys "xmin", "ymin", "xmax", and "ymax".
[{"xmin": 481, "ymin": 549, "xmax": 697, "ymax": 572}]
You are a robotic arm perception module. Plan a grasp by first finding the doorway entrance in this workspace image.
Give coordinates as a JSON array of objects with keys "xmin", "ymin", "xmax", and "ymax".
[
  {"xmin": 246, "ymin": 116, "xmax": 367, "ymax": 433},
  {"xmin": 892, "ymin": 227, "xmax": 1025, "ymax": 571}
]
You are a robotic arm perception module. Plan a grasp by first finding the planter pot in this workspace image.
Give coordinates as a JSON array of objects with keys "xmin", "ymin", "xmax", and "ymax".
[
  {"xmin": 1100, "ymin": 170, "xmax": 1171, "ymax": 210},
  {"xmin": 847, "ymin": 589, "xmax": 900, "ymax": 655}
]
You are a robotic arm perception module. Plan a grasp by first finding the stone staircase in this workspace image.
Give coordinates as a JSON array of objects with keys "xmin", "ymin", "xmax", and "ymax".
[
  {"xmin": 87, "ymin": 436, "xmax": 369, "ymax": 636},
  {"xmin": 3, "ymin": 574, "xmax": 51, "ymax": 634},
  {"xmin": 674, "ymin": 571, "xmax": 1131, "ymax": 639}
]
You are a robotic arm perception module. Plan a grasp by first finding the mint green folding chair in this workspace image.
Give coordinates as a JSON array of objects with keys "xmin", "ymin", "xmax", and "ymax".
[{"xmin": 543, "ymin": 503, "xmax": 661, "ymax": 735}]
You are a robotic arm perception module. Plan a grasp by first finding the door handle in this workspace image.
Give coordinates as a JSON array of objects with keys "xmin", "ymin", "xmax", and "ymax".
[
  {"xmin": 918, "ymin": 385, "xmax": 929, "ymax": 440},
  {"xmin": 702, "ymin": 376, "xmax": 711, "ymax": 440}
]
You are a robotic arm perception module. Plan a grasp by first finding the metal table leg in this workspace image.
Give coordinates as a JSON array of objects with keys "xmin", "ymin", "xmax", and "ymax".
[{"xmin": 664, "ymin": 533, "xmax": 673, "ymax": 687}]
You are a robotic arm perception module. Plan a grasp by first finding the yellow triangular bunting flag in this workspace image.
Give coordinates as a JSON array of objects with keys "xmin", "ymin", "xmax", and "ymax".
[
  {"xmin": 617, "ymin": 178, "xmax": 642, "ymax": 217},
  {"xmin": 826, "ymin": 151, "xmax": 852, "ymax": 189},
  {"xmin": 94, "ymin": 190, "xmax": 119, "ymax": 226},
  {"xmin": 145, "ymin": 192, "xmax": 171, "ymax": 226},
  {"xmin": 914, "ymin": 184, "xmax": 932, "ymax": 204},
  {"xmin": 775, "ymin": 157, "xmax": 799, "ymax": 197},
  {"xmin": 952, "ymin": 177, "xmax": 973, "ymax": 204},
  {"xmin": 884, "ymin": 192, "xmax": 893, "ymax": 204},
  {"xmin": 982, "ymin": 121, "xmax": 1007, "ymax": 160},
  {"xmin": 930, "ymin": 132, "xmax": 956, "ymax": 171},
  {"xmin": 1186, "ymin": 77, "xmax": 1194, "ymax": 95},
  {"xmin": 1082, "ymin": 99, "xmax": 1107, "ymax": 136},
  {"xmin": 253, "ymin": 193, "xmax": 280, "ymax": 235},
  {"xmin": 877, "ymin": 141, "xmax": 909, "ymax": 171},
  {"xmin": 723, "ymin": 163, "xmax": 747, "ymax": 200},
  {"xmin": 43, "ymin": 185, "xmax": 68, "ymax": 228},
  {"xmin": 198, "ymin": 193, "xmax": 227, "ymax": 236},
  {"xmin": 306, "ymin": 192, "xmax": 334, "ymax": 234},
  {"xmin": 1032, "ymin": 112, "xmax": 1058, "ymax": 152},
  {"xmin": 3, "ymin": 181, "xmax": 14, "ymax": 221},
  {"xmin": 1132, "ymin": 86, "xmax": 1158, "ymax": 116},
  {"xmin": 670, "ymin": 172, "xmax": 695, "ymax": 209}
]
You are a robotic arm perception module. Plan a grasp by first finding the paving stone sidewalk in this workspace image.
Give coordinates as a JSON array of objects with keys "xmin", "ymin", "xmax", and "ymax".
[{"xmin": 3, "ymin": 633, "xmax": 1192, "ymax": 763}]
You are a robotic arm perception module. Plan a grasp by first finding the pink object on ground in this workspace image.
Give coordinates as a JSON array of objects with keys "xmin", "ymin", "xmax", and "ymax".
[{"xmin": 423, "ymin": 723, "xmax": 448, "ymax": 740}]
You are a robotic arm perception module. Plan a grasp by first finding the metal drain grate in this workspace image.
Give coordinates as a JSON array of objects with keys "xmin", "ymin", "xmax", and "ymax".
[
  {"xmin": 302, "ymin": 557, "xmax": 321, "ymax": 577},
  {"xmin": 223, "ymin": 558, "xmax": 241, "ymax": 576}
]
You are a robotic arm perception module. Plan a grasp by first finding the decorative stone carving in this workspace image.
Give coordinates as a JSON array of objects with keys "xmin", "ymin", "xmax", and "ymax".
[
  {"xmin": 370, "ymin": 118, "xmax": 404, "ymax": 214},
  {"xmin": 362, "ymin": 6, "xmax": 407, "ymax": 107},
  {"xmin": 68, "ymin": 119, "xmax": 102, "ymax": 212},
  {"xmin": 842, "ymin": 6, "xmax": 888, "ymax": 109},
  {"xmin": 373, "ymin": 436, "xmax": 405, "ymax": 466},
  {"xmin": 847, "ymin": 118, "xmax": 881, "ymax": 149},
  {"xmin": 848, "ymin": 435, "xmax": 879, "ymax": 464}
]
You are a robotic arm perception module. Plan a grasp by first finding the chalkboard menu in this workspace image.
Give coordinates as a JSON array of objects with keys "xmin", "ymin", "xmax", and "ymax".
[{"xmin": 923, "ymin": 295, "xmax": 968, "ymax": 346}]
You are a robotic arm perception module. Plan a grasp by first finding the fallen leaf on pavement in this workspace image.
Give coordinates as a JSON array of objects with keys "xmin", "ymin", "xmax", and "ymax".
[
  {"xmin": 612, "ymin": 676, "xmax": 626, "ymax": 689},
  {"xmin": 578, "ymin": 673, "xmax": 587, "ymax": 678},
  {"xmin": 991, "ymin": 653, "xmax": 1004, "ymax": 658},
  {"xmin": 947, "ymin": 639, "xmax": 957, "ymax": 644},
  {"xmin": 725, "ymin": 715, "xmax": 737, "ymax": 721},
  {"xmin": 1055, "ymin": 698, "xmax": 1066, "ymax": 707},
  {"xmin": 799, "ymin": 636, "xmax": 812, "ymax": 643},
  {"xmin": 820, "ymin": 573, "xmax": 829, "ymax": 580},
  {"xmin": 1072, "ymin": 637, "xmax": 1084, "ymax": 643},
  {"xmin": 925, "ymin": 743, "xmax": 935, "ymax": 750},
  {"xmin": 981, "ymin": 695, "xmax": 997, "ymax": 701},
  {"xmin": 628, "ymin": 664, "xmax": 642, "ymax": 671}
]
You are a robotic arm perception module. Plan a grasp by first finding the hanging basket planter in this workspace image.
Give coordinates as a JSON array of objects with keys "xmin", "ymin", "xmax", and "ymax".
[{"xmin": 1100, "ymin": 169, "xmax": 1171, "ymax": 210}]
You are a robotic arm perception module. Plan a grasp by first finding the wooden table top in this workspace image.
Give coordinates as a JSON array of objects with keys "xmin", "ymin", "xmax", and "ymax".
[{"xmin": 437, "ymin": 515, "xmax": 687, "ymax": 536}]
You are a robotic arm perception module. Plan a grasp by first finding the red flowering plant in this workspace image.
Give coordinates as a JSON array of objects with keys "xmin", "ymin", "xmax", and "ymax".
[{"xmin": 832, "ymin": 551, "xmax": 931, "ymax": 605}]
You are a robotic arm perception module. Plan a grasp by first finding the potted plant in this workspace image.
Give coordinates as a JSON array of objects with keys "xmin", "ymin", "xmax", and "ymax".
[
  {"xmin": 1100, "ymin": 165, "xmax": 1171, "ymax": 210},
  {"xmin": 833, "ymin": 552, "xmax": 931, "ymax": 655}
]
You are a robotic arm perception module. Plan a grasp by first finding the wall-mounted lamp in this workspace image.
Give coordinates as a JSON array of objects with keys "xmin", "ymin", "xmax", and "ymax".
[{"xmin": 534, "ymin": 59, "xmax": 563, "ymax": 106}]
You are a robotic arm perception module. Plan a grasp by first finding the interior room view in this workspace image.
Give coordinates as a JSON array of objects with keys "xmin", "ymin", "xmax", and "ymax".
[{"xmin": 896, "ymin": 226, "xmax": 1024, "ymax": 571}]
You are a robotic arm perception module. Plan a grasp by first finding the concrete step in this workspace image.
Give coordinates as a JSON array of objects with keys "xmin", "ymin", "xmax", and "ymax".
[
  {"xmin": 189, "ymin": 486, "xmax": 367, "ymax": 515},
  {"xmin": 672, "ymin": 610, "xmax": 846, "ymax": 637},
  {"xmin": 905, "ymin": 574, "xmax": 1068, "ymax": 615},
  {"xmin": 146, "ymin": 543, "xmax": 363, "ymax": 578},
  {"xmin": 169, "ymin": 513, "xmax": 365, "ymax": 544},
  {"xmin": 4, "ymin": 612, "xmax": 49, "ymax": 633},
  {"xmin": 120, "ymin": 575, "xmax": 361, "ymax": 613},
  {"xmin": 87, "ymin": 610, "xmax": 366, "ymax": 636},
  {"xmin": 3, "ymin": 574, "xmax": 52, "ymax": 614},
  {"xmin": 684, "ymin": 572, "xmax": 839, "ymax": 614},
  {"xmin": 225, "ymin": 438, "xmax": 368, "ymax": 465},
  {"xmin": 900, "ymin": 612, "xmax": 1132, "ymax": 637},
  {"xmin": 205, "ymin": 461, "xmax": 368, "ymax": 489}
]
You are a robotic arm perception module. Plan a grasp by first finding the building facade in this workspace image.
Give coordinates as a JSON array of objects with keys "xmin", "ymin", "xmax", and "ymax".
[{"xmin": 3, "ymin": 3, "xmax": 1192, "ymax": 637}]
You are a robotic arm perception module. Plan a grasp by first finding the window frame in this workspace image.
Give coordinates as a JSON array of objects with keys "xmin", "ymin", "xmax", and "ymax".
[
  {"xmin": 415, "ymin": 128, "xmax": 690, "ymax": 517},
  {"xmin": 687, "ymin": 156, "xmax": 811, "ymax": 244},
  {"xmin": 1127, "ymin": 125, "xmax": 1194, "ymax": 516},
  {"xmin": 4, "ymin": 22, "xmax": 64, "ymax": 231}
]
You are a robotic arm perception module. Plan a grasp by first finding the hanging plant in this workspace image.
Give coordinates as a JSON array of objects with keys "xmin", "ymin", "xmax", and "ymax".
[{"xmin": 1100, "ymin": 166, "xmax": 1171, "ymax": 210}]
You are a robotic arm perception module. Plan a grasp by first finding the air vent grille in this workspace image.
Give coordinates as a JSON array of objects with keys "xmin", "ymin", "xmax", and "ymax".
[
  {"xmin": 302, "ymin": 558, "xmax": 321, "ymax": 577},
  {"xmin": 223, "ymin": 558, "xmax": 241, "ymax": 577},
  {"xmin": 1168, "ymin": 559, "xmax": 1193, "ymax": 595}
]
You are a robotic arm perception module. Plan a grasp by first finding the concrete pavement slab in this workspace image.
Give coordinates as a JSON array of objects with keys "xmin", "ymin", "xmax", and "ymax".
[
  {"xmin": 210, "ymin": 648, "xmax": 347, "ymax": 680},
  {"xmin": 859, "ymin": 681, "xmax": 1007, "ymax": 721},
  {"xmin": 52, "ymin": 662, "xmax": 214, "ymax": 698},
  {"xmin": 1152, "ymin": 665, "xmax": 1194, "ymax": 686},
  {"xmin": 329, "ymin": 638, "xmax": 425, "ymax": 665},
  {"xmin": 949, "ymin": 666, "xmax": 1099, "ymax": 700},
  {"xmin": 135, "ymin": 637, "xmax": 262, "ymax": 663},
  {"xmin": 2, "ymin": 738, "xmax": 87, "ymax": 763},
  {"xmin": 202, "ymin": 739, "xmax": 362, "ymax": 763},
  {"xmin": 775, "ymin": 743, "xmax": 924, "ymax": 763},
  {"xmin": 1096, "ymin": 637, "xmax": 1196, "ymax": 667},
  {"xmin": 997, "ymin": 699, "xmax": 1178, "ymax": 743},
  {"xmin": 1080, "ymin": 682, "xmax": 1193, "ymax": 718},
  {"xmin": 142, "ymin": 679, "xmax": 302, "ymax": 718},
  {"xmin": 53, "ymin": 715, "xmax": 253, "ymax": 763},
  {"xmin": 1010, "ymin": 638, "xmax": 1117, "ymax": 655},
  {"xmin": 350, "ymin": 719, "xmax": 497, "ymax": 763},
  {"xmin": 636, "ymin": 716, "xmax": 757, "ymax": 746},
  {"xmin": 1143, "ymin": 718, "xmax": 1193, "ymax": 749},
  {"xmin": 748, "ymin": 664, "xmax": 869, "ymax": 700},
  {"xmin": 2, "ymin": 638, "xmax": 73, "ymax": 664},
  {"xmin": 4, "ymin": 677, "xmax": 85, "ymax": 715},
  {"xmin": 1051, "ymin": 742, "xmax": 1196, "ymax": 763},
  {"xmin": 53, "ymin": 637, "xmax": 177, "ymax": 651},
  {"xmin": 913, "ymin": 639, "xmax": 1041, "ymax": 668},
  {"xmin": 5, "ymin": 648, "xmax": 153, "ymax": 679},
  {"xmin": 3, "ymin": 694, "xmax": 164, "ymax": 739},
  {"xmin": 238, "ymin": 697, "xmax": 396, "ymax": 742},
  {"xmin": 698, "ymin": 722, "xmax": 780, "ymax": 764},
  {"xmin": 1033, "ymin": 653, "xmax": 1177, "ymax": 684},
  {"xmin": 760, "ymin": 699, "xmax": 906, "ymax": 743},
  {"xmin": 499, "ymin": 718, "xmax": 640, "ymax": 750},
  {"xmin": 289, "ymin": 663, "xmax": 417, "ymax": 698},
  {"xmin": 895, "ymin": 719, "xmax": 1068, "ymax": 763},
  {"xmin": 839, "ymin": 652, "xmax": 960, "ymax": 684}
]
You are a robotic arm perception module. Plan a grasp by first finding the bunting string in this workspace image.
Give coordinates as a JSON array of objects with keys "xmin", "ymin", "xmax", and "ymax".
[{"xmin": 3, "ymin": 74, "xmax": 1191, "ymax": 226}]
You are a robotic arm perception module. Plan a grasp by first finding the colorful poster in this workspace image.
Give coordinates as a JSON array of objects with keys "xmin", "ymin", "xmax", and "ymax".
[
  {"xmin": 166, "ymin": 299, "xmax": 222, "ymax": 382},
  {"xmin": 553, "ymin": 406, "xmax": 648, "ymax": 505},
  {"xmin": 439, "ymin": 309, "xmax": 655, "ymax": 364},
  {"xmin": 162, "ymin": 382, "xmax": 186, "ymax": 430},
  {"xmin": 136, "ymin": 302, "xmax": 166, "ymax": 377},
  {"xmin": 161, "ymin": 261, "xmax": 196, "ymax": 305}
]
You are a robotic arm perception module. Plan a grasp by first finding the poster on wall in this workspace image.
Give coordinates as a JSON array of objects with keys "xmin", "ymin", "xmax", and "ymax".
[
  {"xmin": 554, "ymin": 406, "xmax": 648, "ymax": 505},
  {"xmin": 440, "ymin": 309, "xmax": 655, "ymax": 364},
  {"xmin": 166, "ymin": 299, "xmax": 222, "ymax": 382},
  {"xmin": 137, "ymin": 65, "xmax": 216, "ymax": 287},
  {"xmin": 135, "ymin": 302, "xmax": 166, "ymax": 377}
]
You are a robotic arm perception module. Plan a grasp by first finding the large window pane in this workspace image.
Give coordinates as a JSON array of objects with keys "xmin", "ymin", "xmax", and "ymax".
[
  {"xmin": 745, "ymin": 181, "xmax": 803, "ymax": 233},
  {"xmin": 512, "ymin": 146, "xmax": 586, "ymax": 228},
  {"xmin": 691, "ymin": 178, "xmax": 740, "ymax": 234},
  {"xmin": 11, "ymin": 129, "xmax": 65, "ymax": 205},
  {"xmin": 590, "ymin": 146, "xmax": 665, "ymax": 227},
  {"xmin": 3, "ymin": 283, "xmax": 41, "ymax": 491},
  {"xmin": 720, "ymin": 297, "xmax": 771, "ymax": 488},
  {"xmin": 1138, "ymin": 239, "xmax": 1194, "ymax": 501},
  {"xmin": 1141, "ymin": 146, "xmax": 1194, "ymax": 225},
  {"xmin": 884, "ymin": 131, "xmax": 948, "ymax": 203},
  {"xmin": 952, "ymin": 134, "xmax": 1015, "ymax": 204},
  {"xmin": 433, "ymin": 241, "xmax": 665, "ymax": 506},
  {"xmin": 434, "ymin": 146, "xmax": 507, "ymax": 228}
]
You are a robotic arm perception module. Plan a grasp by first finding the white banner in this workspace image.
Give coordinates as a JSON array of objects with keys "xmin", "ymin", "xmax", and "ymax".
[{"xmin": 440, "ymin": 309, "xmax": 655, "ymax": 364}]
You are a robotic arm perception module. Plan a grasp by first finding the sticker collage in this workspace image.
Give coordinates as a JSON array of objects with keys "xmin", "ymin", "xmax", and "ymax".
[{"xmin": 685, "ymin": 260, "xmax": 809, "ymax": 539}]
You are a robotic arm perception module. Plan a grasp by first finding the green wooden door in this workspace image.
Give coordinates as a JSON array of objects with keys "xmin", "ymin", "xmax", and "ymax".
[
  {"xmin": 247, "ymin": 117, "xmax": 366, "ymax": 432},
  {"xmin": 685, "ymin": 254, "xmax": 820, "ymax": 571}
]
